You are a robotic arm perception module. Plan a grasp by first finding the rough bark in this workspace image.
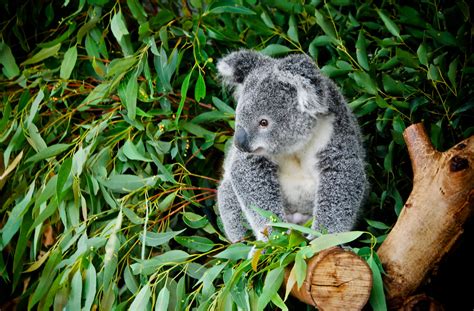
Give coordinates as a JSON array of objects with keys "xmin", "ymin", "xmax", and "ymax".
[{"xmin": 377, "ymin": 123, "xmax": 474, "ymax": 307}]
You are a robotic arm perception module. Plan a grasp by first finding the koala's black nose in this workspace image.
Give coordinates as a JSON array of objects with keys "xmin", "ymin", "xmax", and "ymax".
[{"xmin": 234, "ymin": 128, "xmax": 251, "ymax": 153}]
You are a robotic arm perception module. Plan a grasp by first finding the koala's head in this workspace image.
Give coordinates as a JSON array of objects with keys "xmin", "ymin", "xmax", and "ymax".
[{"xmin": 217, "ymin": 50, "xmax": 329, "ymax": 156}]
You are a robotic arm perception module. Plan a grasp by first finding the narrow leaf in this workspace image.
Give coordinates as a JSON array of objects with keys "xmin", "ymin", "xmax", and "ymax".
[
  {"xmin": 377, "ymin": 10, "xmax": 400, "ymax": 37},
  {"xmin": 174, "ymin": 236, "xmax": 214, "ymax": 252},
  {"xmin": 287, "ymin": 15, "xmax": 299, "ymax": 43},
  {"xmin": 57, "ymin": 157, "xmax": 72, "ymax": 201},
  {"xmin": 129, "ymin": 284, "xmax": 151, "ymax": 310},
  {"xmin": 310, "ymin": 231, "xmax": 365, "ymax": 253},
  {"xmin": 175, "ymin": 71, "xmax": 192, "ymax": 127},
  {"xmin": 26, "ymin": 144, "xmax": 71, "ymax": 163},
  {"xmin": 367, "ymin": 255, "xmax": 387, "ymax": 311},
  {"xmin": 356, "ymin": 31, "xmax": 369, "ymax": 71},
  {"xmin": 141, "ymin": 229, "xmax": 185, "ymax": 247},
  {"xmin": 60, "ymin": 45, "xmax": 78, "ymax": 79},
  {"xmin": 0, "ymin": 42, "xmax": 20, "ymax": 78},
  {"xmin": 257, "ymin": 267, "xmax": 284, "ymax": 310},
  {"xmin": 83, "ymin": 264, "xmax": 97, "ymax": 311},
  {"xmin": 66, "ymin": 269, "xmax": 83, "ymax": 310},
  {"xmin": 21, "ymin": 43, "xmax": 61, "ymax": 66},
  {"xmin": 260, "ymin": 44, "xmax": 291, "ymax": 56},
  {"xmin": 125, "ymin": 74, "xmax": 138, "ymax": 120},
  {"xmin": 208, "ymin": 6, "xmax": 255, "ymax": 15},
  {"xmin": 155, "ymin": 287, "xmax": 170, "ymax": 311},
  {"xmin": 416, "ymin": 43, "xmax": 428, "ymax": 66},
  {"xmin": 194, "ymin": 72, "xmax": 206, "ymax": 102}
]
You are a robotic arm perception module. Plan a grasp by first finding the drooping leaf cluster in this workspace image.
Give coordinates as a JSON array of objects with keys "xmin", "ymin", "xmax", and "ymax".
[{"xmin": 0, "ymin": 0, "xmax": 472, "ymax": 309}]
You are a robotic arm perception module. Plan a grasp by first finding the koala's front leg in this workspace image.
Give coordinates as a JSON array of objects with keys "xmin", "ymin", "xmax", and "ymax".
[
  {"xmin": 217, "ymin": 178, "xmax": 249, "ymax": 243},
  {"xmin": 313, "ymin": 154, "xmax": 367, "ymax": 234},
  {"xmin": 230, "ymin": 154, "xmax": 286, "ymax": 241}
]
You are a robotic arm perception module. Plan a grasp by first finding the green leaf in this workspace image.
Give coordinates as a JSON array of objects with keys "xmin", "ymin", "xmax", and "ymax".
[
  {"xmin": 66, "ymin": 269, "xmax": 83, "ymax": 310},
  {"xmin": 174, "ymin": 236, "xmax": 214, "ymax": 252},
  {"xmin": 57, "ymin": 157, "xmax": 72, "ymax": 201},
  {"xmin": 127, "ymin": 0, "xmax": 147, "ymax": 23},
  {"xmin": 366, "ymin": 219, "xmax": 390, "ymax": 230},
  {"xmin": 60, "ymin": 45, "xmax": 77, "ymax": 79},
  {"xmin": 260, "ymin": 11, "xmax": 275, "ymax": 28},
  {"xmin": 26, "ymin": 143, "xmax": 71, "ymax": 163},
  {"xmin": 176, "ymin": 71, "xmax": 192, "ymax": 127},
  {"xmin": 270, "ymin": 292, "xmax": 288, "ymax": 311},
  {"xmin": 208, "ymin": 6, "xmax": 256, "ymax": 15},
  {"xmin": 396, "ymin": 48, "xmax": 418, "ymax": 68},
  {"xmin": 1, "ymin": 182, "xmax": 35, "ymax": 246},
  {"xmin": 21, "ymin": 43, "xmax": 61, "ymax": 66},
  {"xmin": 271, "ymin": 222, "xmax": 322, "ymax": 238},
  {"xmin": 214, "ymin": 244, "xmax": 252, "ymax": 260},
  {"xmin": 27, "ymin": 88, "xmax": 45, "ymax": 127},
  {"xmin": 192, "ymin": 111, "xmax": 230, "ymax": 124},
  {"xmin": 107, "ymin": 57, "xmax": 137, "ymax": 78},
  {"xmin": 349, "ymin": 71, "xmax": 378, "ymax": 95},
  {"xmin": 287, "ymin": 15, "xmax": 299, "ymax": 43},
  {"xmin": 260, "ymin": 44, "xmax": 291, "ymax": 56},
  {"xmin": 356, "ymin": 31, "xmax": 369, "ymax": 71},
  {"xmin": 129, "ymin": 284, "xmax": 151, "ymax": 310},
  {"xmin": 29, "ymin": 248, "xmax": 62, "ymax": 309},
  {"xmin": 257, "ymin": 267, "xmax": 284, "ymax": 310},
  {"xmin": 125, "ymin": 74, "xmax": 138, "ymax": 120},
  {"xmin": 294, "ymin": 251, "xmax": 307, "ymax": 288},
  {"xmin": 427, "ymin": 64, "xmax": 440, "ymax": 81},
  {"xmin": 212, "ymin": 97, "xmax": 235, "ymax": 114},
  {"xmin": 182, "ymin": 211, "xmax": 209, "ymax": 228},
  {"xmin": 83, "ymin": 264, "xmax": 97, "ymax": 311},
  {"xmin": 314, "ymin": 10, "xmax": 338, "ymax": 42},
  {"xmin": 111, "ymin": 10, "xmax": 133, "ymax": 56},
  {"xmin": 80, "ymin": 82, "xmax": 110, "ymax": 106},
  {"xmin": 416, "ymin": 43, "xmax": 428, "ymax": 66},
  {"xmin": 141, "ymin": 229, "xmax": 185, "ymax": 247},
  {"xmin": 448, "ymin": 58, "xmax": 458, "ymax": 88},
  {"xmin": 376, "ymin": 10, "xmax": 400, "ymax": 37},
  {"xmin": 155, "ymin": 287, "xmax": 170, "ymax": 311},
  {"xmin": 181, "ymin": 122, "xmax": 215, "ymax": 139},
  {"xmin": 130, "ymin": 250, "xmax": 190, "ymax": 275},
  {"xmin": 310, "ymin": 231, "xmax": 365, "ymax": 253},
  {"xmin": 367, "ymin": 255, "xmax": 387, "ymax": 311},
  {"xmin": 101, "ymin": 174, "xmax": 158, "ymax": 193},
  {"xmin": 0, "ymin": 42, "xmax": 20, "ymax": 78},
  {"xmin": 194, "ymin": 72, "xmax": 206, "ymax": 102},
  {"xmin": 122, "ymin": 140, "xmax": 151, "ymax": 162},
  {"xmin": 124, "ymin": 264, "xmax": 139, "ymax": 293}
]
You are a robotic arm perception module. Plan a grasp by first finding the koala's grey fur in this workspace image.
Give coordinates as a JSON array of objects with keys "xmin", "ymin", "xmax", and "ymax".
[{"xmin": 216, "ymin": 50, "xmax": 368, "ymax": 242}]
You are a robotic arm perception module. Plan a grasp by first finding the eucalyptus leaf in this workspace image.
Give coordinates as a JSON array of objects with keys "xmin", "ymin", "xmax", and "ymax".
[
  {"xmin": 0, "ymin": 42, "xmax": 20, "ymax": 78},
  {"xmin": 21, "ymin": 43, "xmax": 61, "ymax": 65},
  {"xmin": 60, "ymin": 45, "xmax": 77, "ymax": 79}
]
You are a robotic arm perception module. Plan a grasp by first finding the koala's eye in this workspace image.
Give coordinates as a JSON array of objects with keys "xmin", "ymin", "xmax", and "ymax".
[{"xmin": 259, "ymin": 119, "xmax": 269, "ymax": 127}]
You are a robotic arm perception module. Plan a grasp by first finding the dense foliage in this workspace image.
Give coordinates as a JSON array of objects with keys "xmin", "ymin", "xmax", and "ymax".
[{"xmin": 0, "ymin": 0, "xmax": 472, "ymax": 310}]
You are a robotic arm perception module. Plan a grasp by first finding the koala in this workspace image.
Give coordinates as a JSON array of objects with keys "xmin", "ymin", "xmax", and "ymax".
[{"xmin": 216, "ymin": 50, "xmax": 368, "ymax": 243}]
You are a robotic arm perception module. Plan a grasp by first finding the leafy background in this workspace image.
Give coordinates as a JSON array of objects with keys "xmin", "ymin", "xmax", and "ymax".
[{"xmin": 0, "ymin": 0, "xmax": 472, "ymax": 310}]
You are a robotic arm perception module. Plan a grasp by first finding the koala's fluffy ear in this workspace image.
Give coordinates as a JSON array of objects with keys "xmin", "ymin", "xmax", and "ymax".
[
  {"xmin": 278, "ymin": 55, "xmax": 329, "ymax": 116},
  {"xmin": 217, "ymin": 50, "xmax": 271, "ymax": 86}
]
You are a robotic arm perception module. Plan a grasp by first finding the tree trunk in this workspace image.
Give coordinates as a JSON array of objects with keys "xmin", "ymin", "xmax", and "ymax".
[{"xmin": 377, "ymin": 123, "xmax": 474, "ymax": 307}]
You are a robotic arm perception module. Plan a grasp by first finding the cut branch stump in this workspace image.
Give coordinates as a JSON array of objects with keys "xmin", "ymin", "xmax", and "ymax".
[
  {"xmin": 285, "ymin": 247, "xmax": 372, "ymax": 310},
  {"xmin": 377, "ymin": 123, "xmax": 474, "ymax": 308}
]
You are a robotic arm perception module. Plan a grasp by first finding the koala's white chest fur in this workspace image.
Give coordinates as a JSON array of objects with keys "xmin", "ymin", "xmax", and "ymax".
[{"xmin": 274, "ymin": 115, "xmax": 335, "ymax": 224}]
